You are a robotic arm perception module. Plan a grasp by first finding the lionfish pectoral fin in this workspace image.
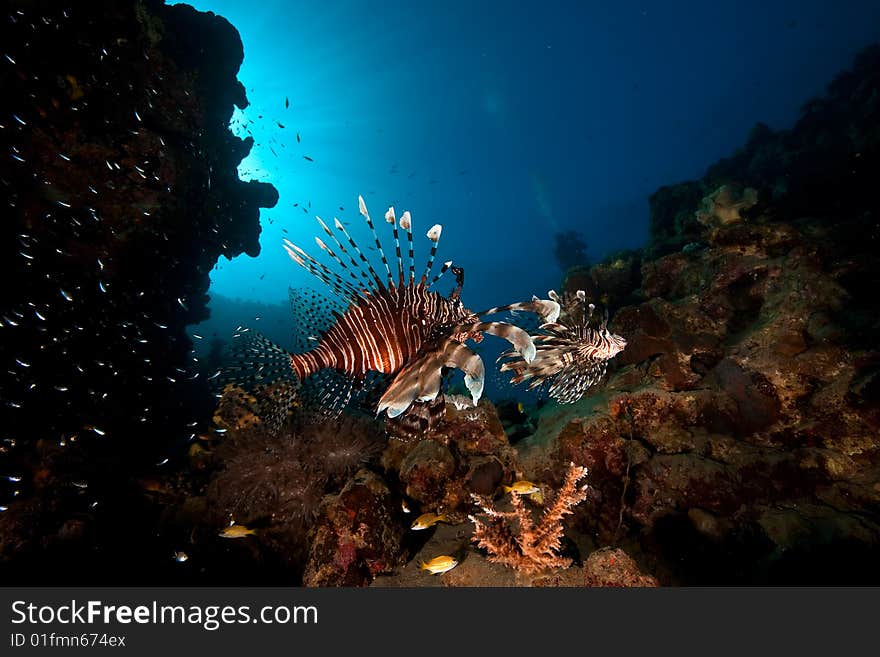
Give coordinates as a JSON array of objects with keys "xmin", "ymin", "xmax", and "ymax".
[
  {"xmin": 453, "ymin": 321, "xmax": 537, "ymax": 364},
  {"xmin": 464, "ymin": 372, "xmax": 484, "ymax": 406},
  {"xmin": 442, "ymin": 341, "xmax": 485, "ymax": 406},
  {"xmin": 531, "ymin": 295, "xmax": 561, "ymax": 323},
  {"xmin": 377, "ymin": 353, "xmax": 443, "ymax": 418},
  {"xmin": 377, "ymin": 383, "xmax": 418, "ymax": 419},
  {"xmin": 482, "ymin": 322, "xmax": 536, "ymax": 363},
  {"xmin": 475, "ymin": 297, "xmax": 560, "ymax": 324}
]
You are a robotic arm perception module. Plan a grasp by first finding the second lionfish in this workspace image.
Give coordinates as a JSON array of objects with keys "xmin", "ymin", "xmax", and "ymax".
[
  {"xmin": 498, "ymin": 290, "xmax": 627, "ymax": 403},
  {"xmin": 230, "ymin": 195, "xmax": 559, "ymax": 435}
]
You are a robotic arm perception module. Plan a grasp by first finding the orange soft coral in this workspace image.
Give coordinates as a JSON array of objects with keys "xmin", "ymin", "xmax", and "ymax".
[{"xmin": 469, "ymin": 463, "xmax": 589, "ymax": 574}]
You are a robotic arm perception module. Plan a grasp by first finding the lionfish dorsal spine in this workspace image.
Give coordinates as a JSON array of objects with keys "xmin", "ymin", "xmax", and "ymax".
[
  {"xmin": 313, "ymin": 234, "xmax": 364, "ymax": 297},
  {"xmin": 285, "ymin": 239, "xmax": 363, "ymax": 302},
  {"xmin": 317, "ymin": 216, "xmax": 375, "ymax": 293},
  {"xmin": 359, "ymin": 195, "xmax": 393, "ymax": 286},
  {"xmin": 399, "ymin": 210, "xmax": 415, "ymax": 284},
  {"xmin": 332, "ymin": 217, "xmax": 383, "ymax": 290},
  {"xmin": 420, "ymin": 223, "xmax": 443, "ymax": 285},
  {"xmin": 385, "ymin": 205, "xmax": 405, "ymax": 284},
  {"xmin": 282, "ymin": 239, "xmax": 358, "ymax": 303},
  {"xmin": 427, "ymin": 260, "xmax": 452, "ymax": 288}
]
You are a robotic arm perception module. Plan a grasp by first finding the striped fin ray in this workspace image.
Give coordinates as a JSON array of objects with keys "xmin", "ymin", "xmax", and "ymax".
[
  {"xmin": 296, "ymin": 369, "xmax": 357, "ymax": 424},
  {"xmin": 427, "ymin": 260, "xmax": 452, "ymax": 289},
  {"xmin": 376, "ymin": 352, "xmax": 441, "ymax": 418},
  {"xmin": 332, "ymin": 217, "xmax": 383, "ymax": 288},
  {"xmin": 498, "ymin": 344, "xmax": 569, "ymax": 388},
  {"xmin": 283, "ymin": 240, "xmax": 352, "ymax": 302},
  {"xmin": 359, "ymin": 195, "xmax": 393, "ymax": 286},
  {"xmin": 316, "ymin": 217, "xmax": 375, "ymax": 293},
  {"xmin": 283, "ymin": 239, "xmax": 362, "ymax": 302},
  {"xmin": 376, "ymin": 339, "xmax": 485, "ymax": 418},
  {"xmin": 419, "ymin": 224, "xmax": 443, "ymax": 285},
  {"xmin": 547, "ymin": 358, "xmax": 608, "ymax": 404},
  {"xmin": 217, "ymin": 330, "xmax": 301, "ymax": 434},
  {"xmin": 385, "ymin": 206, "xmax": 405, "ymax": 284},
  {"xmin": 476, "ymin": 295, "xmax": 561, "ymax": 323},
  {"xmin": 288, "ymin": 287, "xmax": 339, "ymax": 352},
  {"xmin": 451, "ymin": 320, "xmax": 536, "ymax": 363},
  {"xmin": 291, "ymin": 242, "xmax": 363, "ymax": 301},
  {"xmin": 443, "ymin": 340, "xmax": 485, "ymax": 407},
  {"xmin": 399, "ymin": 210, "xmax": 415, "ymax": 283},
  {"xmin": 313, "ymin": 235, "xmax": 366, "ymax": 299},
  {"xmin": 223, "ymin": 330, "xmax": 297, "ymax": 386}
]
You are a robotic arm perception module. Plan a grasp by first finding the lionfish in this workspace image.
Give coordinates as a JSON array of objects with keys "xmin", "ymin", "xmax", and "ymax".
[
  {"xmin": 498, "ymin": 290, "xmax": 627, "ymax": 403},
  {"xmin": 229, "ymin": 195, "xmax": 559, "ymax": 436}
]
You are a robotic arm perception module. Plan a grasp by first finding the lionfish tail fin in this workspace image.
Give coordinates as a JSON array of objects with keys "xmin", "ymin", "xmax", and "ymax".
[{"xmin": 218, "ymin": 330, "xmax": 301, "ymax": 433}]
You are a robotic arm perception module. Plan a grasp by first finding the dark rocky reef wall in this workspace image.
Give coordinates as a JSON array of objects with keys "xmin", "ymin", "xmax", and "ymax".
[
  {"xmin": 535, "ymin": 45, "xmax": 880, "ymax": 584},
  {"xmin": 0, "ymin": 0, "xmax": 277, "ymax": 579}
]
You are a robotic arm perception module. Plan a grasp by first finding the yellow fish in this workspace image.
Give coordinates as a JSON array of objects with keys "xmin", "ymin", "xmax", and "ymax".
[
  {"xmin": 188, "ymin": 443, "xmax": 211, "ymax": 457},
  {"xmin": 517, "ymin": 402, "xmax": 525, "ymax": 413},
  {"xmin": 420, "ymin": 555, "xmax": 458, "ymax": 575},
  {"xmin": 410, "ymin": 512, "xmax": 447, "ymax": 531},
  {"xmin": 503, "ymin": 480, "xmax": 540, "ymax": 495},
  {"xmin": 401, "ymin": 499, "xmax": 412, "ymax": 514},
  {"xmin": 219, "ymin": 524, "xmax": 256, "ymax": 539}
]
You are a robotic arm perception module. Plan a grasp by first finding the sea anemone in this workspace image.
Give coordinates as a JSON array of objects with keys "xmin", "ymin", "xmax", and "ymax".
[
  {"xmin": 302, "ymin": 413, "xmax": 385, "ymax": 481},
  {"xmin": 207, "ymin": 440, "xmax": 327, "ymax": 526}
]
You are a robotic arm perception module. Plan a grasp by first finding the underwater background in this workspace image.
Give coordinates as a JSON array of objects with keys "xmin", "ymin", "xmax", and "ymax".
[
  {"xmin": 187, "ymin": 0, "xmax": 880, "ymax": 397},
  {"xmin": 1, "ymin": 0, "xmax": 879, "ymax": 585}
]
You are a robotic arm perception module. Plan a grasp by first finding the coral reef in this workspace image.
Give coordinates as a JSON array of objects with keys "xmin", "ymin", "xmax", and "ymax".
[
  {"xmin": 0, "ymin": 0, "xmax": 277, "ymax": 582},
  {"xmin": 2, "ymin": 3, "xmax": 877, "ymax": 589},
  {"xmin": 197, "ymin": 385, "xmax": 387, "ymax": 583},
  {"xmin": 303, "ymin": 469, "xmax": 404, "ymax": 586},
  {"xmin": 530, "ymin": 45, "xmax": 880, "ymax": 584},
  {"xmin": 470, "ymin": 463, "xmax": 588, "ymax": 574},
  {"xmin": 381, "ymin": 398, "xmax": 520, "ymax": 517},
  {"xmin": 581, "ymin": 547, "xmax": 659, "ymax": 587}
]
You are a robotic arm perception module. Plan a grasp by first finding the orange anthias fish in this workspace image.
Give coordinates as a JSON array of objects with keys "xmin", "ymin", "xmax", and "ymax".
[
  {"xmin": 410, "ymin": 512, "xmax": 447, "ymax": 531},
  {"xmin": 503, "ymin": 480, "xmax": 540, "ymax": 495},
  {"xmin": 420, "ymin": 555, "xmax": 458, "ymax": 575},
  {"xmin": 219, "ymin": 524, "xmax": 256, "ymax": 539}
]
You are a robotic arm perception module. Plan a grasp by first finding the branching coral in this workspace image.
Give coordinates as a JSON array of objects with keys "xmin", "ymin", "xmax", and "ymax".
[{"xmin": 469, "ymin": 463, "xmax": 589, "ymax": 574}]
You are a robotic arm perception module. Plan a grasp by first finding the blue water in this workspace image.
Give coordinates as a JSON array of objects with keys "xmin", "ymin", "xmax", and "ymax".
[{"xmin": 182, "ymin": 0, "xmax": 880, "ymax": 353}]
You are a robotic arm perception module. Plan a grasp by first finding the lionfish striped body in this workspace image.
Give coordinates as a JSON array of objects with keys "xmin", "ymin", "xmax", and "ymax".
[
  {"xmin": 234, "ymin": 195, "xmax": 553, "ymax": 435},
  {"xmin": 499, "ymin": 290, "xmax": 627, "ymax": 403}
]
